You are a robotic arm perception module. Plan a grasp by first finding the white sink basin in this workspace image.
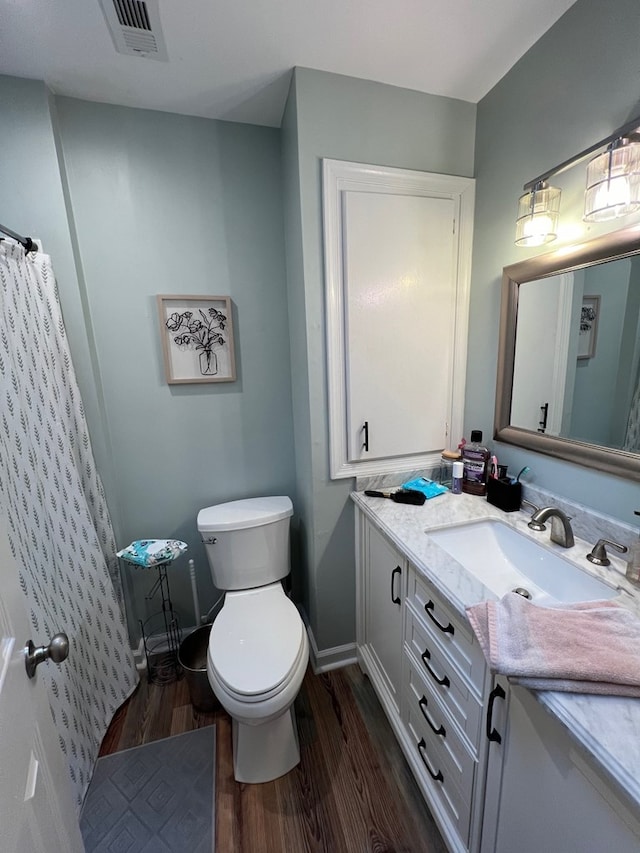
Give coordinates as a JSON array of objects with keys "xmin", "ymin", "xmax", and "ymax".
[{"xmin": 428, "ymin": 519, "xmax": 618, "ymax": 604}]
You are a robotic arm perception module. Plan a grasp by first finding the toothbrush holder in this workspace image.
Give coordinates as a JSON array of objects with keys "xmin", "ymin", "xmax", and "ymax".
[{"xmin": 486, "ymin": 478, "xmax": 522, "ymax": 513}]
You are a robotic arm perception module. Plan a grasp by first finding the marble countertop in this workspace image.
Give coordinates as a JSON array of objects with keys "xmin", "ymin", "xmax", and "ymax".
[{"xmin": 351, "ymin": 488, "xmax": 640, "ymax": 812}]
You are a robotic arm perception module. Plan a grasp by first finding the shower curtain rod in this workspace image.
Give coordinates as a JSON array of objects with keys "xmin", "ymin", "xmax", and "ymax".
[{"xmin": 0, "ymin": 222, "xmax": 38, "ymax": 253}]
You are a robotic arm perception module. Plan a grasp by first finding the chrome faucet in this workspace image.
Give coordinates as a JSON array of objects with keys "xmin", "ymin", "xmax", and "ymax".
[{"xmin": 528, "ymin": 506, "xmax": 575, "ymax": 548}]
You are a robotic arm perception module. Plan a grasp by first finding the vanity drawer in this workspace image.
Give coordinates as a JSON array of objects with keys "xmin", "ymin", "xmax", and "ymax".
[
  {"xmin": 405, "ymin": 690, "xmax": 474, "ymax": 847},
  {"xmin": 405, "ymin": 657, "xmax": 477, "ymax": 803},
  {"xmin": 408, "ymin": 570, "xmax": 486, "ymax": 692},
  {"xmin": 405, "ymin": 606, "xmax": 483, "ymax": 747}
]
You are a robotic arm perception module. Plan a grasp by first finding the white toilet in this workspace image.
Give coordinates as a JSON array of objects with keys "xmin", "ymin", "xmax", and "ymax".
[{"xmin": 197, "ymin": 496, "xmax": 309, "ymax": 783}]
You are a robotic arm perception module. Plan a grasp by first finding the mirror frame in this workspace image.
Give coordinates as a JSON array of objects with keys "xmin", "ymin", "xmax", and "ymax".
[{"xmin": 495, "ymin": 225, "xmax": 640, "ymax": 481}]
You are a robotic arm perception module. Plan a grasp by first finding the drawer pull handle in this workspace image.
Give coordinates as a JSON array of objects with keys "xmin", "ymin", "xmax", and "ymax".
[
  {"xmin": 417, "ymin": 737, "xmax": 444, "ymax": 783},
  {"xmin": 486, "ymin": 683, "xmax": 506, "ymax": 744},
  {"xmin": 424, "ymin": 600, "xmax": 454, "ymax": 635},
  {"xmin": 418, "ymin": 696, "xmax": 446, "ymax": 737},
  {"xmin": 421, "ymin": 648, "xmax": 450, "ymax": 688},
  {"xmin": 390, "ymin": 566, "xmax": 401, "ymax": 605}
]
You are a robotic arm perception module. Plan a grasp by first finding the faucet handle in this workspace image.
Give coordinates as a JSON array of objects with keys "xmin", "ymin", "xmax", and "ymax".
[
  {"xmin": 587, "ymin": 538, "xmax": 628, "ymax": 567},
  {"xmin": 522, "ymin": 500, "xmax": 545, "ymax": 530}
]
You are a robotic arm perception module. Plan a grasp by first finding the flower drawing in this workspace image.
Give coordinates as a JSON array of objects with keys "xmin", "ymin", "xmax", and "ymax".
[
  {"xmin": 580, "ymin": 304, "xmax": 596, "ymax": 333},
  {"xmin": 166, "ymin": 307, "xmax": 227, "ymax": 375}
]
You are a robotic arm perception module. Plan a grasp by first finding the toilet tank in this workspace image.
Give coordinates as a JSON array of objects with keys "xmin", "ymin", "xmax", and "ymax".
[{"xmin": 197, "ymin": 496, "xmax": 293, "ymax": 590}]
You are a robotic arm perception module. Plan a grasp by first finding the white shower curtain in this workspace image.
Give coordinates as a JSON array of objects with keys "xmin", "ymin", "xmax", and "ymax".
[{"xmin": 0, "ymin": 241, "xmax": 138, "ymax": 808}]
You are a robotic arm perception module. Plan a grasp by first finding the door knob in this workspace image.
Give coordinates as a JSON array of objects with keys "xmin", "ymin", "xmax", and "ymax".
[{"xmin": 24, "ymin": 633, "xmax": 69, "ymax": 679}]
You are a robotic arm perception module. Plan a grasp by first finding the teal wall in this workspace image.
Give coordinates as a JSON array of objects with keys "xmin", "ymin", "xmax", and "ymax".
[
  {"xmin": 0, "ymin": 84, "xmax": 295, "ymax": 634},
  {"xmin": 283, "ymin": 68, "xmax": 476, "ymax": 650},
  {"xmin": 470, "ymin": 0, "xmax": 640, "ymax": 523},
  {"xmin": 280, "ymin": 74, "xmax": 311, "ymax": 613},
  {"xmin": 570, "ymin": 261, "xmax": 629, "ymax": 446},
  {"xmin": 0, "ymin": 76, "xmax": 112, "ymax": 495},
  {"xmin": 0, "ymin": 76, "xmax": 126, "ymax": 622},
  {"xmin": 52, "ymin": 98, "xmax": 295, "ymax": 629}
]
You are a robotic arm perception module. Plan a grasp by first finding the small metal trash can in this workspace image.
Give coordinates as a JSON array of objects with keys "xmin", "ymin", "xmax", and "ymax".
[{"xmin": 178, "ymin": 624, "xmax": 219, "ymax": 711}]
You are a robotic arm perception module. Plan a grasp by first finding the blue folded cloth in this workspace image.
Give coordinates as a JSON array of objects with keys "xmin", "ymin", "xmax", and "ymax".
[
  {"xmin": 401, "ymin": 477, "xmax": 447, "ymax": 499},
  {"xmin": 117, "ymin": 539, "xmax": 187, "ymax": 567}
]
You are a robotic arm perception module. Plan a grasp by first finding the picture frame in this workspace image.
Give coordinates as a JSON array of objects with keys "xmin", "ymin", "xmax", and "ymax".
[
  {"xmin": 157, "ymin": 295, "xmax": 236, "ymax": 384},
  {"xmin": 577, "ymin": 294, "xmax": 600, "ymax": 360}
]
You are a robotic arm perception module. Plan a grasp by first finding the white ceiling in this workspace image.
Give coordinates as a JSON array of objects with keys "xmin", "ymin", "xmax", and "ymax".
[{"xmin": 0, "ymin": 0, "xmax": 577, "ymax": 127}]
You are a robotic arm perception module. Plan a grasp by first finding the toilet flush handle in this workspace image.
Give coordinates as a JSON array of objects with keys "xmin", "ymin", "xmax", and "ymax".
[{"xmin": 202, "ymin": 536, "xmax": 217, "ymax": 545}]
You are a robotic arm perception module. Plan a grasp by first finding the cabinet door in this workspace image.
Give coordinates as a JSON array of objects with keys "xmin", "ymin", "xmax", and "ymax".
[
  {"xmin": 344, "ymin": 191, "xmax": 455, "ymax": 462},
  {"xmin": 365, "ymin": 522, "xmax": 404, "ymax": 710},
  {"xmin": 479, "ymin": 676, "xmax": 510, "ymax": 853},
  {"xmin": 323, "ymin": 160, "xmax": 475, "ymax": 479},
  {"xmin": 488, "ymin": 685, "xmax": 640, "ymax": 853}
]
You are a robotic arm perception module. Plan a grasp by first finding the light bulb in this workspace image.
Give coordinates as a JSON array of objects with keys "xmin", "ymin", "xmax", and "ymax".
[
  {"xmin": 594, "ymin": 176, "xmax": 631, "ymax": 217},
  {"xmin": 523, "ymin": 214, "xmax": 553, "ymax": 245}
]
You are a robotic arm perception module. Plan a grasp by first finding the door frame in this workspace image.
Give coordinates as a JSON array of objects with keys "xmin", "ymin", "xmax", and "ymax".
[{"xmin": 323, "ymin": 158, "xmax": 475, "ymax": 479}]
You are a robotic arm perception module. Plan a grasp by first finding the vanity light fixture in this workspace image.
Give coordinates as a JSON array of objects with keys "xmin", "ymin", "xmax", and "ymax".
[
  {"xmin": 515, "ymin": 181, "xmax": 562, "ymax": 247},
  {"xmin": 516, "ymin": 115, "xmax": 640, "ymax": 246},
  {"xmin": 583, "ymin": 136, "xmax": 640, "ymax": 222}
]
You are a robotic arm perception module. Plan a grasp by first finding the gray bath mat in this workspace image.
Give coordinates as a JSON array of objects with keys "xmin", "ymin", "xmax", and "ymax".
[{"xmin": 80, "ymin": 726, "xmax": 215, "ymax": 853}]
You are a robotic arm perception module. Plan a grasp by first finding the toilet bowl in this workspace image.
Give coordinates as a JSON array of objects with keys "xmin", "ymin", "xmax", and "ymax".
[
  {"xmin": 198, "ymin": 496, "xmax": 309, "ymax": 783},
  {"xmin": 207, "ymin": 583, "xmax": 309, "ymax": 782}
]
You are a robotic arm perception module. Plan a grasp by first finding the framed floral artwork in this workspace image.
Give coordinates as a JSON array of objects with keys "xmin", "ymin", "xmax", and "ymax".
[
  {"xmin": 577, "ymin": 294, "xmax": 600, "ymax": 360},
  {"xmin": 157, "ymin": 295, "xmax": 236, "ymax": 383}
]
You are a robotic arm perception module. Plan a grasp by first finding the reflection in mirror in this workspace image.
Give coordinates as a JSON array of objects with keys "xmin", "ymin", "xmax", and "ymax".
[
  {"xmin": 495, "ymin": 226, "xmax": 640, "ymax": 481},
  {"xmin": 511, "ymin": 257, "xmax": 640, "ymax": 449}
]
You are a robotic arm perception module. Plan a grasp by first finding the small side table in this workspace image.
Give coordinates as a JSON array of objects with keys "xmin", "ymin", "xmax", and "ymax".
[{"xmin": 137, "ymin": 559, "xmax": 183, "ymax": 684}]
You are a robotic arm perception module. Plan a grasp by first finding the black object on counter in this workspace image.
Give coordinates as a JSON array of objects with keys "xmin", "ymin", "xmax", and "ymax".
[
  {"xmin": 486, "ymin": 477, "xmax": 522, "ymax": 512},
  {"xmin": 364, "ymin": 489, "xmax": 426, "ymax": 506}
]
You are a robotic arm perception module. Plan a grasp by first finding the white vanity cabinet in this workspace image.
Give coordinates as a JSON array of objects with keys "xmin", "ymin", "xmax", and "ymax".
[
  {"xmin": 355, "ymin": 500, "xmax": 640, "ymax": 853},
  {"xmin": 356, "ymin": 513, "xmax": 405, "ymax": 715},
  {"xmin": 482, "ymin": 682, "xmax": 640, "ymax": 853},
  {"xmin": 402, "ymin": 569, "xmax": 489, "ymax": 851},
  {"xmin": 356, "ymin": 510, "xmax": 490, "ymax": 852}
]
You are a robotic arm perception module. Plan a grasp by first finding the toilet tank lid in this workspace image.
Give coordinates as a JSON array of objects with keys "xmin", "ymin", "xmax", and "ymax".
[{"xmin": 197, "ymin": 496, "xmax": 293, "ymax": 532}]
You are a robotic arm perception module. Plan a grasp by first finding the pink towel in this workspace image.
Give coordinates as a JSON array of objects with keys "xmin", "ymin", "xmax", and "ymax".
[{"xmin": 466, "ymin": 592, "xmax": 640, "ymax": 697}]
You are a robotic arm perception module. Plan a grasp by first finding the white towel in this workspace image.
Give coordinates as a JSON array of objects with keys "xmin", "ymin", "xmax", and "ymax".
[{"xmin": 466, "ymin": 592, "xmax": 640, "ymax": 697}]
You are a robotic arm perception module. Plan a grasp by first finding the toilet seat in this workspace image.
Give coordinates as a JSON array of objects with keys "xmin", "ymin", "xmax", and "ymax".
[
  {"xmin": 213, "ymin": 636, "xmax": 308, "ymax": 705},
  {"xmin": 209, "ymin": 583, "xmax": 305, "ymax": 701}
]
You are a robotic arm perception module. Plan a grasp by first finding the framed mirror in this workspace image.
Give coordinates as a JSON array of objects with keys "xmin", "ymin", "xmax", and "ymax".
[{"xmin": 494, "ymin": 225, "xmax": 640, "ymax": 481}]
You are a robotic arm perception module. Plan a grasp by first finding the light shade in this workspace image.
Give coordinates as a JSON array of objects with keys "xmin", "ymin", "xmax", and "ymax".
[
  {"xmin": 515, "ymin": 182, "xmax": 562, "ymax": 247},
  {"xmin": 583, "ymin": 137, "xmax": 640, "ymax": 222}
]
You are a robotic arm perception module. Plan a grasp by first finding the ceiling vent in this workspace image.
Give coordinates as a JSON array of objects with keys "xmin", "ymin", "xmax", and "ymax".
[{"xmin": 99, "ymin": 0, "xmax": 168, "ymax": 60}]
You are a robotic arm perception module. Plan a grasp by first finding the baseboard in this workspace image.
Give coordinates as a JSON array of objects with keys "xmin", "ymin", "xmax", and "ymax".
[
  {"xmin": 297, "ymin": 608, "xmax": 358, "ymax": 673},
  {"xmin": 133, "ymin": 622, "xmax": 205, "ymax": 672},
  {"xmin": 131, "ymin": 636, "xmax": 147, "ymax": 673},
  {"xmin": 310, "ymin": 639, "xmax": 358, "ymax": 674},
  {"xmin": 135, "ymin": 608, "xmax": 357, "ymax": 675}
]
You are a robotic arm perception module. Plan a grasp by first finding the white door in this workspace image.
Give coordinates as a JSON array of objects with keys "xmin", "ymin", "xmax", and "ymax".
[
  {"xmin": 344, "ymin": 190, "xmax": 455, "ymax": 461},
  {"xmin": 0, "ymin": 509, "xmax": 84, "ymax": 853},
  {"xmin": 510, "ymin": 273, "xmax": 574, "ymax": 435}
]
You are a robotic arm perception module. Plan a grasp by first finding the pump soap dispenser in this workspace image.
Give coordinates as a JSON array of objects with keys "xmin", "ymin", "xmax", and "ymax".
[{"xmin": 626, "ymin": 510, "xmax": 640, "ymax": 588}]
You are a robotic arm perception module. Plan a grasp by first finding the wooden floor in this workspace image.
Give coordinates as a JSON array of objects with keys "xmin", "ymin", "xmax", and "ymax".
[{"xmin": 101, "ymin": 664, "xmax": 448, "ymax": 853}]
